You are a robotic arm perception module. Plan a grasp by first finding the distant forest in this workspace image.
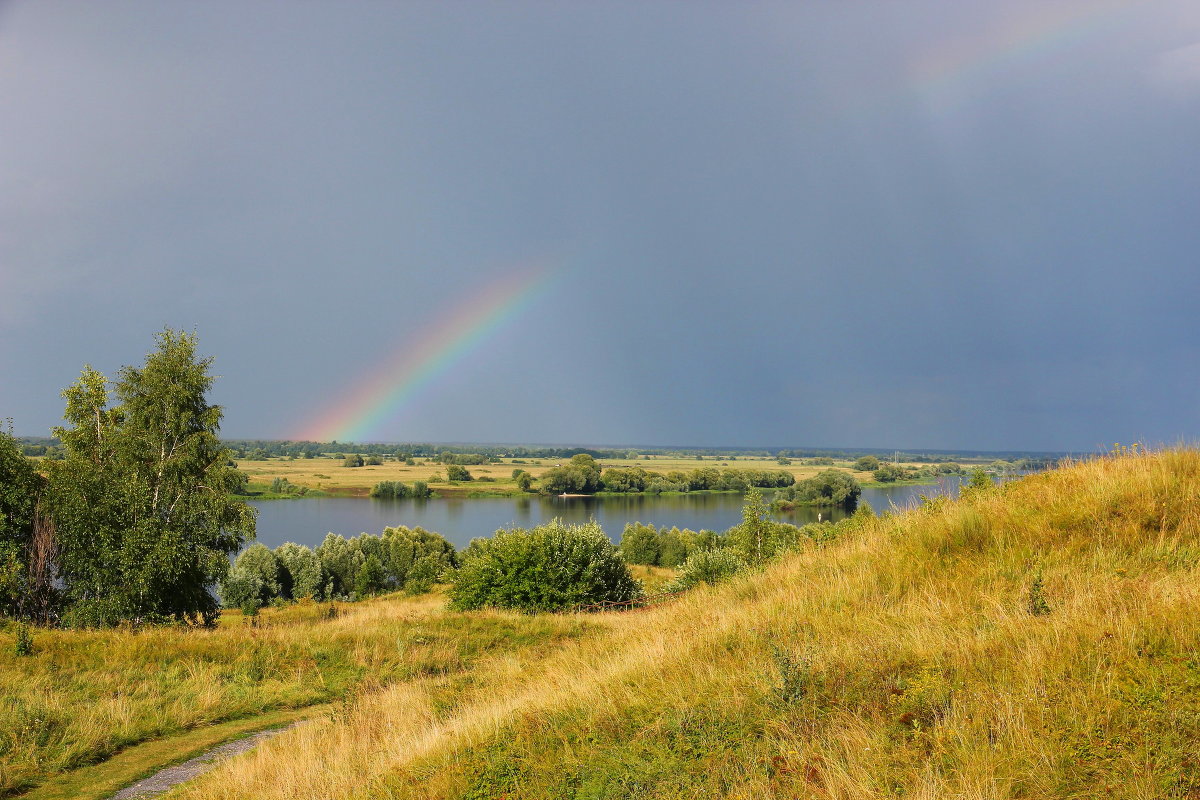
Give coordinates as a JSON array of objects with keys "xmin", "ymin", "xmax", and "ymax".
[{"xmin": 17, "ymin": 436, "xmax": 1066, "ymax": 470}]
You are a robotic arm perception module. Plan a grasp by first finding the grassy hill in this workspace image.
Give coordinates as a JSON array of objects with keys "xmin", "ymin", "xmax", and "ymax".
[
  {"xmin": 7, "ymin": 449, "xmax": 1200, "ymax": 799},
  {"xmin": 157, "ymin": 448, "xmax": 1200, "ymax": 799}
]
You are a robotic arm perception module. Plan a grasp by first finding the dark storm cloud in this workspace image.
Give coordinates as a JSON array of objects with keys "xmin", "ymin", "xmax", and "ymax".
[{"xmin": 2, "ymin": 1, "xmax": 1198, "ymax": 450}]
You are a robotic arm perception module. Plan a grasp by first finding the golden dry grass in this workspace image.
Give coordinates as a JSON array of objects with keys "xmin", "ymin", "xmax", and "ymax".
[
  {"xmin": 174, "ymin": 449, "xmax": 1200, "ymax": 799},
  {"xmin": 0, "ymin": 593, "xmax": 595, "ymax": 797}
]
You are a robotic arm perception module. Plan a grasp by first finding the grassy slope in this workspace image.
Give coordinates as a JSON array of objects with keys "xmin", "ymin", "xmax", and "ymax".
[
  {"xmin": 0, "ymin": 595, "xmax": 595, "ymax": 797},
  {"xmin": 174, "ymin": 450, "xmax": 1200, "ymax": 799}
]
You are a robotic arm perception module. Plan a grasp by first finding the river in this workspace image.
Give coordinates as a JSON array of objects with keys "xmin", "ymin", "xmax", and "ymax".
[{"xmin": 248, "ymin": 477, "xmax": 969, "ymax": 550}]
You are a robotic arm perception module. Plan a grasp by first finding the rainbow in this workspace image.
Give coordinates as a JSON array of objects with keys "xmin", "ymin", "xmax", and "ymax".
[
  {"xmin": 907, "ymin": 1, "xmax": 1138, "ymax": 95},
  {"xmin": 297, "ymin": 260, "xmax": 560, "ymax": 443}
]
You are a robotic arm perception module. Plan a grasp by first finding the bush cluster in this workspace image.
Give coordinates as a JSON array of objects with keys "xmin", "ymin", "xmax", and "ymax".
[
  {"xmin": 663, "ymin": 491, "xmax": 877, "ymax": 592},
  {"xmin": 618, "ymin": 523, "xmax": 722, "ymax": 567},
  {"xmin": 772, "ymin": 469, "xmax": 861, "ymax": 510},
  {"xmin": 598, "ymin": 466, "xmax": 795, "ymax": 495},
  {"xmin": 220, "ymin": 525, "xmax": 456, "ymax": 610},
  {"xmin": 269, "ymin": 477, "xmax": 310, "ymax": 496},
  {"xmin": 369, "ymin": 480, "xmax": 433, "ymax": 499}
]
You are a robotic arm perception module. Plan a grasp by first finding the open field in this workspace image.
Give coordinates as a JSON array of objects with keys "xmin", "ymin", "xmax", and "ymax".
[
  {"xmin": 235, "ymin": 454, "xmax": 959, "ymax": 497},
  {"xmin": 167, "ymin": 449, "xmax": 1200, "ymax": 799}
]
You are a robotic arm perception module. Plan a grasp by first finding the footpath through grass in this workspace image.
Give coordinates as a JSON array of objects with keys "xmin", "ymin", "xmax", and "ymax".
[
  {"xmin": 171, "ymin": 448, "xmax": 1200, "ymax": 800},
  {"xmin": 0, "ymin": 593, "xmax": 595, "ymax": 797}
]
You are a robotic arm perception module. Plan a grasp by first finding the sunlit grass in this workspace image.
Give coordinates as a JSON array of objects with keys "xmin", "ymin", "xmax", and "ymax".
[
  {"xmin": 0, "ymin": 593, "xmax": 594, "ymax": 797},
  {"xmin": 174, "ymin": 448, "xmax": 1200, "ymax": 799}
]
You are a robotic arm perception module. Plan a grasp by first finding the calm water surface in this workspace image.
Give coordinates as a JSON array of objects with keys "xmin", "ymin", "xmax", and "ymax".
[{"xmin": 249, "ymin": 477, "xmax": 968, "ymax": 550}]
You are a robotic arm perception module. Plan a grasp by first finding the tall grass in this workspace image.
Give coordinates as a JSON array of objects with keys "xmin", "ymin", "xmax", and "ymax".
[
  {"xmin": 0, "ymin": 594, "xmax": 592, "ymax": 796},
  {"xmin": 173, "ymin": 448, "xmax": 1200, "ymax": 799}
]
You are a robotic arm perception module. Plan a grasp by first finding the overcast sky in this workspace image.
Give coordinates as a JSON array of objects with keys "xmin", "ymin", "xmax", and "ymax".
[{"xmin": 2, "ymin": 1, "xmax": 1198, "ymax": 451}]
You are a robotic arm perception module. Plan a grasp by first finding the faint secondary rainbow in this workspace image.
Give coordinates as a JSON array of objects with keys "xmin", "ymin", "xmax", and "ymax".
[
  {"xmin": 298, "ymin": 261, "xmax": 560, "ymax": 443},
  {"xmin": 908, "ymin": 0, "xmax": 1139, "ymax": 94}
]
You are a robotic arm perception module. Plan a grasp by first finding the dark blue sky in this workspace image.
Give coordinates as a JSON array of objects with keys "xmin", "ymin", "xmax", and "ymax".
[{"xmin": 2, "ymin": 1, "xmax": 1198, "ymax": 451}]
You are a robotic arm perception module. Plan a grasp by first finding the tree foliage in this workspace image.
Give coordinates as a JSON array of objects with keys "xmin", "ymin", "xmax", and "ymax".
[
  {"xmin": 619, "ymin": 522, "xmax": 723, "ymax": 567},
  {"xmin": 853, "ymin": 455, "xmax": 881, "ymax": 472},
  {"xmin": 45, "ymin": 330, "xmax": 255, "ymax": 626},
  {"xmin": 539, "ymin": 454, "xmax": 602, "ymax": 495},
  {"xmin": 446, "ymin": 464, "xmax": 473, "ymax": 482},
  {"xmin": 772, "ymin": 470, "xmax": 861, "ymax": 510},
  {"xmin": 0, "ymin": 429, "xmax": 46, "ymax": 618}
]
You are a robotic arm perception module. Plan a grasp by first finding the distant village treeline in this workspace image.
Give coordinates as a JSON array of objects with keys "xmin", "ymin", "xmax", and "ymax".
[{"xmin": 17, "ymin": 436, "xmax": 1064, "ymax": 471}]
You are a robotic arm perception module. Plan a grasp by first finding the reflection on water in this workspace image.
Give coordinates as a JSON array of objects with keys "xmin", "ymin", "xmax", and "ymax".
[{"xmin": 249, "ymin": 476, "xmax": 968, "ymax": 551}]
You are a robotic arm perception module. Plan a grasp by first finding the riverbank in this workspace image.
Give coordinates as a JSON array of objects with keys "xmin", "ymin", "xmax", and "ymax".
[{"xmin": 233, "ymin": 455, "xmax": 958, "ymax": 499}]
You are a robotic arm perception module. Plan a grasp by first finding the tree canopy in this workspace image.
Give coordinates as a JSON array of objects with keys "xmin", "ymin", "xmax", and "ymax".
[{"xmin": 44, "ymin": 329, "xmax": 255, "ymax": 625}]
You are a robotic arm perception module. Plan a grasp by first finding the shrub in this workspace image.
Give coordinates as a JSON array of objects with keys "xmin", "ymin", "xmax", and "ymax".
[
  {"xmin": 370, "ymin": 481, "xmax": 411, "ymax": 499},
  {"xmin": 873, "ymin": 463, "xmax": 906, "ymax": 483},
  {"xmin": 449, "ymin": 520, "xmax": 641, "ymax": 613},
  {"xmin": 269, "ymin": 477, "xmax": 307, "ymax": 496},
  {"xmin": 666, "ymin": 549, "xmax": 746, "ymax": 591}
]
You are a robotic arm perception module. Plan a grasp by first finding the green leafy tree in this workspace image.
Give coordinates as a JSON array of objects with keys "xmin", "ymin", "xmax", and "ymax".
[
  {"xmin": 873, "ymin": 463, "xmax": 905, "ymax": 483},
  {"xmin": 619, "ymin": 523, "xmax": 660, "ymax": 565},
  {"xmin": 274, "ymin": 542, "xmax": 325, "ymax": 599},
  {"xmin": 853, "ymin": 455, "xmax": 881, "ymax": 472},
  {"xmin": 382, "ymin": 525, "xmax": 457, "ymax": 593},
  {"xmin": 540, "ymin": 455, "xmax": 602, "ymax": 495},
  {"xmin": 966, "ymin": 468, "xmax": 993, "ymax": 491},
  {"xmin": 316, "ymin": 532, "xmax": 364, "ymax": 597},
  {"xmin": 230, "ymin": 543, "xmax": 282, "ymax": 604},
  {"xmin": 218, "ymin": 566, "xmax": 263, "ymax": 613},
  {"xmin": 515, "ymin": 472, "xmax": 534, "ymax": 492},
  {"xmin": 730, "ymin": 489, "xmax": 770, "ymax": 565},
  {"xmin": 354, "ymin": 554, "xmax": 387, "ymax": 597},
  {"xmin": 658, "ymin": 527, "xmax": 688, "ymax": 567},
  {"xmin": 0, "ymin": 429, "xmax": 46, "ymax": 618},
  {"xmin": 446, "ymin": 464, "xmax": 473, "ymax": 482},
  {"xmin": 45, "ymin": 330, "xmax": 255, "ymax": 626},
  {"xmin": 773, "ymin": 470, "xmax": 861, "ymax": 510}
]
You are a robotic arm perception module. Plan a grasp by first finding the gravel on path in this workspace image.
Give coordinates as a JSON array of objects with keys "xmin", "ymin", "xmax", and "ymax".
[{"xmin": 108, "ymin": 724, "xmax": 296, "ymax": 800}]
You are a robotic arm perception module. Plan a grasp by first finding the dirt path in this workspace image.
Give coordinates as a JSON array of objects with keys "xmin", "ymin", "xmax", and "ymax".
[{"xmin": 107, "ymin": 723, "xmax": 300, "ymax": 800}]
